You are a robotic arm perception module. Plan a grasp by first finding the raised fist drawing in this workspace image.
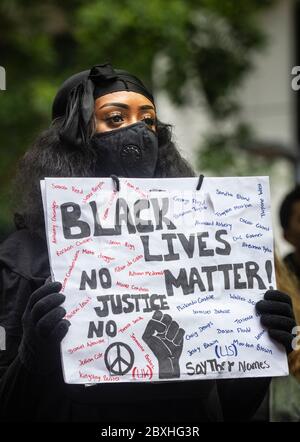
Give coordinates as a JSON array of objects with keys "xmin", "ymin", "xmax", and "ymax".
[{"xmin": 142, "ymin": 311, "xmax": 185, "ymax": 379}]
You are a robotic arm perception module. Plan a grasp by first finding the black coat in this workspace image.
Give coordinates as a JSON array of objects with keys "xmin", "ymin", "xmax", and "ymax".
[{"xmin": 0, "ymin": 229, "xmax": 269, "ymax": 422}]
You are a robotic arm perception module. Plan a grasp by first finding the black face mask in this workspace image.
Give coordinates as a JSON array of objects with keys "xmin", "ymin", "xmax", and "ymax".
[{"xmin": 91, "ymin": 121, "xmax": 158, "ymax": 178}]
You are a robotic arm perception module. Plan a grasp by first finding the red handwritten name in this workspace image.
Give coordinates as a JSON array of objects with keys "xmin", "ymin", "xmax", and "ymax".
[
  {"xmin": 65, "ymin": 295, "xmax": 92, "ymax": 319},
  {"xmin": 52, "ymin": 183, "xmax": 68, "ymax": 190},
  {"xmin": 125, "ymin": 242, "xmax": 135, "ymax": 251},
  {"xmin": 61, "ymin": 250, "xmax": 80, "ymax": 293},
  {"xmin": 132, "ymin": 316, "xmax": 144, "ymax": 324},
  {"xmin": 79, "ymin": 371, "xmax": 102, "ymax": 382},
  {"xmin": 79, "ymin": 357, "xmax": 94, "ymax": 367},
  {"xmin": 114, "ymin": 254, "xmax": 143, "ymax": 272},
  {"xmin": 118, "ymin": 323, "xmax": 131, "ymax": 333},
  {"xmin": 145, "ymin": 353, "xmax": 155, "ymax": 369},
  {"xmin": 72, "ymin": 185, "xmax": 83, "ymax": 195},
  {"xmin": 82, "ymin": 181, "xmax": 104, "ymax": 204},
  {"xmin": 116, "ymin": 281, "xmax": 148, "ymax": 292},
  {"xmin": 109, "ymin": 240, "xmax": 121, "ymax": 246},
  {"xmin": 102, "ymin": 190, "xmax": 118, "ymax": 220},
  {"xmin": 56, "ymin": 238, "xmax": 93, "ymax": 257},
  {"xmin": 98, "ymin": 253, "xmax": 115, "ymax": 264},
  {"xmin": 82, "ymin": 248, "xmax": 95, "ymax": 255},
  {"xmin": 102, "ymin": 375, "xmax": 120, "ymax": 382},
  {"xmin": 67, "ymin": 337, "xmax": 105, "ymax": 355},
  {"xmin": 131, "ymin": 285, "xmax": 149, "ymax": 293},
  {"xmin": 116, "ymin": 281, "xmax": 129, "ymax": 289},
  {"xmin": 128, "ymin": 270, "xmax": 164, "ymax": 277},
  {"xmin": 77, "ymin": 238, "xmax": 93, "ymax": 247},
  {"xmin": 56, "ymin": 244, "xmax": 74, "ymax": 256},
  {"xmin": 108, "ymin": 240, "xmax": 135, "ymax": 251},
  {"xmin": 51, "ymin": 201, "xmax": 59, "ymax": 244},
  {"xmin": 79, "ymin": 352, "xmax": 103, "ymax": 367},
  {"xmin": 130, "ymin": 332, "xmax": 145, "ymax": 352},
  {"xmin": 124, "ymin": 180, "xmax": 148, "ymax": 198},
  {"xmin": 68, "ymin": 343, "xmax": 85, "ymax": 355},
  {"xmin": 51, "ymin": 226, "xmax": 57, "ymax": 244},
  {"xmin": 118, "ymin": 317, "xmax": 144, "ymax": 335},
  {"xmin": 87, "ymin": 338, "xmax": 105, "ymax": 348}
]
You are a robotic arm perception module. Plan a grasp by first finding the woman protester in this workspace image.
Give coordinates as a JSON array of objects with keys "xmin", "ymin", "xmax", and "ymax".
[{"xmin": 0, "ymin": 63, "xmax": 296, "ymax": 422}]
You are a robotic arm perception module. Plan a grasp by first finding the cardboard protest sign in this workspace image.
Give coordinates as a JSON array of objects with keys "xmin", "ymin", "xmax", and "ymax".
[{"xmin": 41, "ymin": 176, "xmax": 288, "ymax": 384}]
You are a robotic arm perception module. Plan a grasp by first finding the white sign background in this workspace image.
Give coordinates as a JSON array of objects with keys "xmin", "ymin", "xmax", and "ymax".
[{"xmin": 41, "ymin": 176, "xmax": 288, "ymax": 384}]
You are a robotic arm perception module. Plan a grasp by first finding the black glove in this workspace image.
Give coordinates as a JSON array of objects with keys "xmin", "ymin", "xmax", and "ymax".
[
  {"xmin": 255, "ymin": 290, "xmax": 296, "ymax": 354},
  {"xmin": 19, "ymin": 281, "xmax": 70, "ymax": 375}
]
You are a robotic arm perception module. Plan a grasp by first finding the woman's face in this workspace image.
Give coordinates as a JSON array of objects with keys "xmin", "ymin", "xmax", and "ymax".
[{"xmin": 94, "ymin": 91, "xmax": 156, "ymax": 133}]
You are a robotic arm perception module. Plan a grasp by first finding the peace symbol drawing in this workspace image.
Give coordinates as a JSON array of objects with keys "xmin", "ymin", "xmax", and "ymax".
[{"xmin": 104, "ymin": 342, "xmax": 135, "ymax": 375}]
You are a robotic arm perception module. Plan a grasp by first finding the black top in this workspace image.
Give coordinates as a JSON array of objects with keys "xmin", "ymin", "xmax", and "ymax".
[{"xmin": 0, "ymin": 229, "xmax": 269, "ymax": 422}]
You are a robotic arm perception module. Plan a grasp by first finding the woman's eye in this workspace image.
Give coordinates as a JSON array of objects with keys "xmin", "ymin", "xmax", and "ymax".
[
  {"xmin": 106, "ymin": 114, "xmax": 124, "ymax": 124},
  {"xmin": 143, "ymin": 117, "xmax": 155, "ymax": 126}
]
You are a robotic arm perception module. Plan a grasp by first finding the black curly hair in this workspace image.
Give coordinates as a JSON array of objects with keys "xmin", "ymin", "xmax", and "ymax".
[{"xmin": 13, "ymin": 118, "xmax": 194, "ymax": 235}]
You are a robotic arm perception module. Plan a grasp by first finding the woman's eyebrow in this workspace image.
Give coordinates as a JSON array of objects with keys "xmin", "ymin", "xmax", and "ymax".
[
  {"xmin": 97, "ymin": 103, "xmax": 155, "ymax": 111},
  {"xmin": 139, "ymin": 105, "xmax": 155, "ymax": 111},
  {"xmin": 98, "ymin": 102, "xmax": 129, "ymax": 110}
]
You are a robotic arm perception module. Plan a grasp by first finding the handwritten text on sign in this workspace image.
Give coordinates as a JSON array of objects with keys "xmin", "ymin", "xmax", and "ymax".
[{"xmin": 41, "ymin": 177, "xmax": 288, "ymax": 384}]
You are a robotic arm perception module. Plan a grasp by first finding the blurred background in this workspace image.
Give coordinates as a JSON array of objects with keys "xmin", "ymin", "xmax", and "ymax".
[{"xmin": 0, "ymin": 0, "xmax": 298, "ymax": 256}]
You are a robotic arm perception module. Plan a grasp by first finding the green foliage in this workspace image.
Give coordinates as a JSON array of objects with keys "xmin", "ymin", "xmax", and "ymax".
[
  {"xmin": 198, "ymin": 123, "xmax": 274, "ymax": 176},
  {"xmin": 0, "ymin": 0, "xmax": 275, "ymax": 235}
]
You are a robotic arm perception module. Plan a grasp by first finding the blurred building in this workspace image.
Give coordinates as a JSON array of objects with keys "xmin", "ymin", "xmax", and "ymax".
[{"xmin": 158, "ymin": 0, "xmax": 297, "ymax": 257}]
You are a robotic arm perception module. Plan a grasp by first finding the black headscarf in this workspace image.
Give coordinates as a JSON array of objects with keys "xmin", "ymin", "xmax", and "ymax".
[{"xmin": 52, "ymin": 63, "xmax": 154, "ymax": 148}]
